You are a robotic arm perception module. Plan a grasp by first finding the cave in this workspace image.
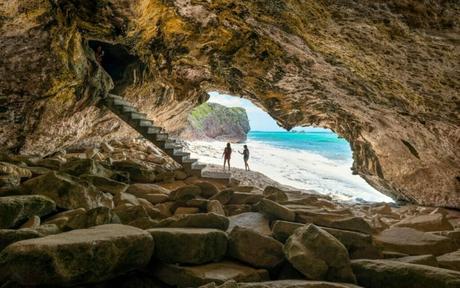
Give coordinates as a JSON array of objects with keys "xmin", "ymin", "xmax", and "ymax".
[{"xmin": 88, "ymin": 40, "xmax": 144, "ymax": 93}]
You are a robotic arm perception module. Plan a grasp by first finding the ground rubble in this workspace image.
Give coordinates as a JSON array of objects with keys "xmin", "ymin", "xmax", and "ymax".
[{"xmin": 0, "ymin": 139, "xmax": 459, "ymax": 288}]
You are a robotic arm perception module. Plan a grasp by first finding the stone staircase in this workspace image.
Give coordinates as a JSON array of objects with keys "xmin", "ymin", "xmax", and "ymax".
[{"xmin": 103, "ymin": 94, "xmax": 206, "ymax": 177}]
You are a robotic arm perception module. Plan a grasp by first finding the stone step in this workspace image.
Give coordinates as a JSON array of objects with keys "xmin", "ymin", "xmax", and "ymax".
[
  {"xmin": 147, "ymin": 127, "xmax": 162, "ymax": 134},
  {"xmin": 138, "ymin": 119, "xmax": 153, "ymax": 127},
  {"xmin": 171, "ymin": 151, "xmax": 190, "ymax": 162},
  {"xmin": 156, "ymin": 133, "xmax": 168, "ymax": 141},
  {"xmin": 129, "ymin": 112, "xmax": 147, "ymax": 120}
]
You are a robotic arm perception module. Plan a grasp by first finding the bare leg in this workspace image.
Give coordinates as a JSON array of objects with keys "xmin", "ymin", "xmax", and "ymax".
[
  {"xmin": 228, "ymin": 160, "xmax": 231, "ymax": 171},
  {"xmin": 223, "ymin": 159, "xmax": 226, "ymax": 170}
]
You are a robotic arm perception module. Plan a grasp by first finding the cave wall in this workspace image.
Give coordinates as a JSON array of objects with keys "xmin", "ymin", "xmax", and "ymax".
[{"xmin": 0, "ymin": 0, "xmax": 459, "ymax": 207}]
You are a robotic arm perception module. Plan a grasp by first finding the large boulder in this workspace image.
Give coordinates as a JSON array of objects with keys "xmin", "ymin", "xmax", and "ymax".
[
  {"xmin": 0, "ymin": 195, "xmax": 55, "ymax": 228},
  {"xmin": 351, "ymin": 259, "xmax": 460, "ymax": 288},
  {"xmin": 257, "ymin": 199, "xmax": 295, "ymax": 222},
  {"xmin": 153, "ymin": 213, "xmax": 229, "ymax": 230},
  {"xmin": 272, "ymin": 221, "xmax": 381, "ymax": 259},
  {"xmin": 238, "ymin": 280, "xmax": 361, "ymax": 288},
  {"xmin": 228, "ymin": 212, "xmax": 271, "ymax": 236},
  {"xmin": 393, "ymin": 213, "xmax": 454, "ymax": 232},
  {"xmin": 81, "ymin": 174, "xmax": 128, "ymax": 195},
  {"xmin": 169, "ymin": 185, "xmax": 202, "ymax": 201},
  {"xmin": 0, "ymin": 229, "xmax": 41, "ymax": 252},
  {"xmin": 22, "ymin": 171, "xmax": 114, "ymax": 210},
  {"xmin": 391, "ymin": 255, "xmax": 439, "ymax": 267},
  {"xmin": 148, "ymin": 228, "xmax": 228, "ymax": 264},
  {"xmin": 284, "ymin": 224, "xmax": 356, "ymax": 284},
  {"xmin": 65, "ymin": 206, "xmax": 120, "ymax": 230},
  {"xmin": 229, "ymin": 226, "xmax": 284, "ymax": 269},
  {"xmin": 60, "ymin": 159, "xmax": 113, "ymax": 178},
  {"xmin": 111, "ymin": 160, "xmax": 157, "ymax": 183},
  {"xmin": 152, "ymin": 261, "xmax": 269, "ymax": 287},
  {"xmin": 296, "ymin": 212, "xmax": 372, "ymax": 235},
  {"xmin": 263, "ymin": 186, "xmax": 288, "ymax": 203},
  {"xmin": 374, "ymin": 227, "xmax": 456, "ymax": 256},
  {"xmin": 0, "ymin": 224, "xmax": 154, "ymax": 286},
  {"xmin": 437, "ymin": 250, "xmax": 460, "ymax": 272}
]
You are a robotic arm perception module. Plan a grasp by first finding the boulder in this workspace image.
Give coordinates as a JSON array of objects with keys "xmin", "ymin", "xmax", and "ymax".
[
  {"xmin": 225, "ymin": 204, "xmax": 253, "ymax": 216},
  {"xmin": 263, "ymin": 186, "xmax": 288, "ymax": 203},
  {"xmin": 114, "ymin": 205, "xmax": 156, "ymax": 224},
  {"xmin": 169, "ymin": 185, "xmax": 202, "ymax": 201},
  {"xmin": 208, "ymin": 200, "xmax": 226, "ymax": 215},
  {"xmin": 81, "ymin": 174, "xmax": 128, "ymax": 195},
  {"xmin": 374, "ymin": 227, "xmax": 456, "ymax": 255},
  {"xmin": 148, "ymin": 228, "xmax": 227, "ymax": 264},
  {"xmin": 111, "ymin": 160, "xmax": 157, "ymax": 183},
  {"xmin": 152, "ymin": 261, "xmax": 269, "ymax": 287},
  {"xmin": 195, "ymin": 182, "xmax": 220, "ymax": 198},
  {"xmin": 296, "ymin": 212, "xmax": 372, "ymax": 235},
  {"xmin": 391, "ymin": 255, "xmax": 439, "ymax": 267},
  {"xmin": 22, "ymin": 171, "xmax": 114, "ymax": 210},
  {"xmin": 228, "ymin": 212, "xmax": 271, "ymax": 236},
  {"xmin": 126, "ymin": 183, "xmax": 170, "ymax": 196},
  {"xmin": 257, "ymin": 199, "xmax": 295, "ymax": 222},
  {"xmin": 283, "ymin": 224, "xmax": 356, "ymax": 283},
  {"xmin": 60, "ymin": 159, "xmax": 113, "ymax": 178},
  {"xmin": 0, "ymin": 162, "xmax": 32, "ymax": 179},
  {"xmin": 210, "ymin": 189, "xmax": 235, "ymax": 205},
  {"xmin": 437, "ymin": 250, "xmax": 460, "ymax": 272},
  {"xmin": 153, "ymin": 213, "xmax": 229, "ymax": 230},
  {"xmin": 229, "ymin": 192, "xmax": 264, "ymax": 205},
  {"xmin": 351, "ymin": 259, "xmax": 460, "ymax": 288},
  {"xmin": 272, "ymin": 221, "xmax": 381, "ymax": 259},
  {"xmin": 65, "ymin": 207, "xmax": 120, "ymax": 230},
  {"xmin": 0, "ymin": 195, "xmax": 55, "ymax": 228},
  {"xmin": 229, "ymin": 226, "xmax": 284, "ymax": 269},
  {"xmin": 44, "ymin": 208, "xmax": 86, "ymax": 228},
  {"xmin": 0, "ymin": 229, "xmax": 41, "ymax": 252},
  {"xmin": 175, "ymin": 207, "xmax": 200, "ymax": 215},
  {"xmin": 20, "ymin": 215, "xmax": 41, "ymax": 229},
  {"xmin": 239, "ymin": 280, "xmax": 361, "ymax": 288},
  {"xmin": 114, "ymin": 192, "xmax": 141, "ymax": 206},
  {"xmin": 0, "ymin": 224, "xmax": 154, "ymax": 286},
  {"xmin": 393, "ymin": 213, "xmax": 454, "ymax": 232}
]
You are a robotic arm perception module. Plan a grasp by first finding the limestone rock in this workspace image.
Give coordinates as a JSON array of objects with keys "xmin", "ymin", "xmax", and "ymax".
[
  {"xmin": 210, "ymin": 189, "xmax": 235, "ymax": 205},
  {"xmin": 174, "ymin": 207, "xmax": 200, "ymax": 215},
  {"xmin": 22, "ymin": 171, "xmax": 113, "ymax": 210},
  {"xmin": 169, "ymin": 185, "xmax": 202, "ymax": 201},
  {"xmin": 19, "ymin": 215, "xmax": 41, "ymax": 229},
  {"xmin": 111, "ymin": 160, "xmax": 156, "ymax": 183},
  {"xmin": 351, "ymin": 259, "xmax": 460, "ymax": 288},
  {"xmin": 65, "ymin": 206, "xmax": 119, "ymax": 230},
  {"xmin": 0, "ymin": 224, "xmax": 154, "ymax": 286},
  {"xmin": 296, "ymin": 212, "xmax": 372, "ymax": 235},
  {"xmin": 284, "ymin": 224, "xmax": 356, "ymax": 283},
  {"xmin": 437, "ymin": 250, "xmax": 460, "ymax": 272},
  {"xmin": 0, "ymin": 162, "xmax": 32, "ymax": 179},
  {"xmin": 207, "ymin": 200, "xmax": 226, "ymax": 215},
  {"xmin": 153, "ymin": 213, "xmax": 229, "ymax": 230},
  {"xmin": 152, "ymin": 261, "xmax": 269, "ymax": 287},
  {"xmin": 393, "ymin": 213, "xmax": 454, "ymax": 232},
  {"xmin": 229, "ymin": 226, "xmax": 284, "ymax": 269},
  {"xmin": 374, "ymin": 227, "xmax": 456, "ymax": 256},
  {"xmin": 228, "ymin": 212, "xmax": 271, "ymax": 236},
  {"xmin": 238, "ymin": 280, "xmax": 361, "ymax": 288},
  {"xmin": 126, "ymin": 183, "xmax": 170, "ymax": 196},
  {"xmin": 60, "ymin": 159, "xmax": 113, "ymax": 178},
  {"xmin": 229, "ymin": 192, "xmax": 263, "ymax": 205},
  {"xmin": 148, "ymin": 228, "xmax": 227, "ymax": 264},
  {"xmin": 195, "ymin": 182, "xmax": 220, "ymax": 198},
  {"xmin": 263, "ymin": 186, "xmax": 289, "ymax": 203},
  {"xmin": 258, "ymin": 199, "xmax": 295, "ymax": 222},
  {"xmin": 0, "ymin": 229, "xmax": 41, "ymax": 252},
  {"xmin": 81, "ymin": 174, "xmax": 128, "ymax": 195},
  {"xmin": 391, "ymin": 255, "xmax": 439, "ymax": 267},
  {"xmin": 0, "ymin": 195, "xmax": 55, "ymax": 228}
]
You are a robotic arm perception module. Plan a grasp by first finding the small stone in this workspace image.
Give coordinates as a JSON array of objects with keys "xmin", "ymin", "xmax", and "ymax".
[{"xmin": 148, "ymin": 228, "xmax": 228, "ymax": 264}]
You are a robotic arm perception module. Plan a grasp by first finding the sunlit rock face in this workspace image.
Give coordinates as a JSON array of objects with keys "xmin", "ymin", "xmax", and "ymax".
[{"xmin": 0, "ymin": 0, "xmax": 459, "ymax": 207}]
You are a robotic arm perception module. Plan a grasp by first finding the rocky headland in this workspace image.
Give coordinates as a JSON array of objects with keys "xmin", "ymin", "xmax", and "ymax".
[
  {"xmin": 1, "ymin": 140, "xmax": 460, "ymax": 288},
  {"xmin": 178, "ymin": 103, "xmax": 250, "ymax": 143}
]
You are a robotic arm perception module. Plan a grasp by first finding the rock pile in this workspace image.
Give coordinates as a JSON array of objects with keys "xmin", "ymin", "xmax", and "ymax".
[{"xmin": 0, "ymin": 140, "xmax": 459, "ymax": 287}]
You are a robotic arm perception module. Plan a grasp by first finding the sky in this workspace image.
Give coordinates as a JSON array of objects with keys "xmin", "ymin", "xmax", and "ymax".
[{"xmin": 207, "ymin": 92, "xmax": 330, "ymax": 132}]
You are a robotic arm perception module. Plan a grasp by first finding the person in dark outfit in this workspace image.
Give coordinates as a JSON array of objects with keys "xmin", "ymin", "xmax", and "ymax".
[{"xmin": 239, "ymin": 145, "xmax": 250, "ymax": 171}]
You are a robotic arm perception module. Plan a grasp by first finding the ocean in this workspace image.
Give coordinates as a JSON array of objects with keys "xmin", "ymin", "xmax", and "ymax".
[{"xmin": 186, "ymin": 130, "xmax": 394, "ymax": 203}]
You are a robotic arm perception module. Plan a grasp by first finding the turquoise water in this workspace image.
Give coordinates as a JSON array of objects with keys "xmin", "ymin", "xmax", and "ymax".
[{"xmin": 248, "ymin": 131, "xmax": 352, "ymax": 161}]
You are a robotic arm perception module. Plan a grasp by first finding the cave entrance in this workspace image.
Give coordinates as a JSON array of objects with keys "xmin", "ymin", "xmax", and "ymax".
[
  {"xmin": 183, "ymin": 92, "xmax": 394, "ymax": 203},
  {"xmin": 88, "ymin": 40, "xmax": 144, "ymax": 93}
]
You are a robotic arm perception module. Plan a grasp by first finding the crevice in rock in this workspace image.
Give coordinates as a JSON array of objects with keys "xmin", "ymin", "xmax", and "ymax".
[
  {"xmin": 88, "ymin": 40, "xmax": 146, "ymax": 94},
  {"xmin": 401, "ymin": 139, "xmax": 420, "ymax": 159}
]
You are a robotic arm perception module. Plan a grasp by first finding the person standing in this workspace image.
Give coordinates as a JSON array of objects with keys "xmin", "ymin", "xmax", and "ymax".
[
  {"xmin": 222, "ymin": 143, "xmax": 232, "ymax": 171},
  {"xmin": 239, "ymin": 145, "xmax": 250, "ymax": 171}
]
